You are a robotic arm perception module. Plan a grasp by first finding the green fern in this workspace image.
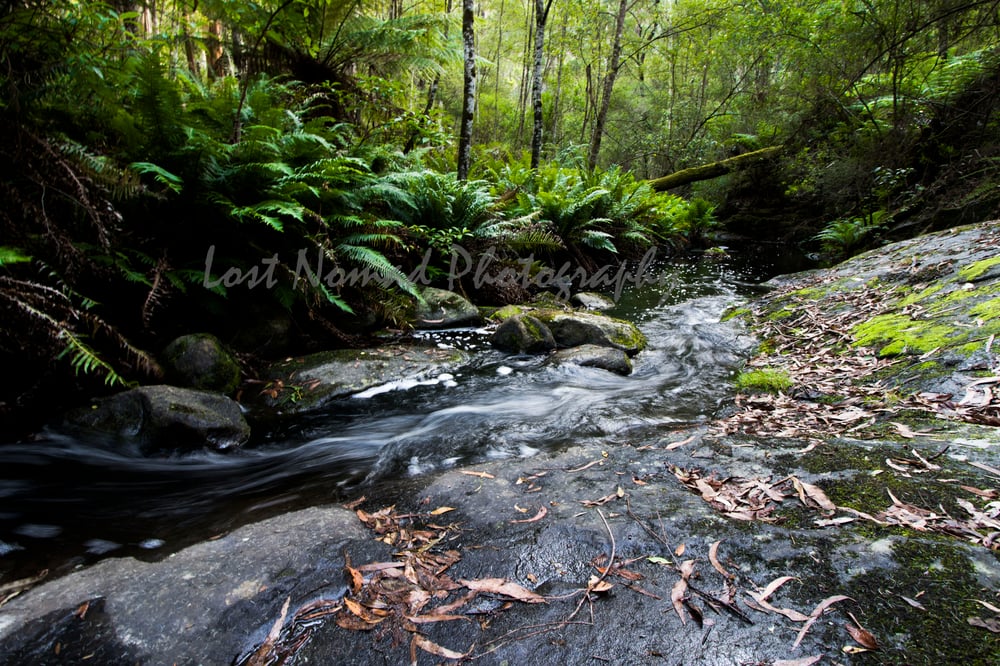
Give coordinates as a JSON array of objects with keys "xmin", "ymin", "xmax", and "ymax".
[{"xmin": 58, "ymin": 330, "xmax": 127, "ymax": 386}]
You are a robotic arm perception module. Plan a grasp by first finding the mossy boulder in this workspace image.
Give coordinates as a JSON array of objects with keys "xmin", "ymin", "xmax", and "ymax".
[
  {"xmin": 162, "ymin": 333, "xmax": 241, "ymax": 394},
  {"xmin": 66, "ymin": 385, "xmax": 250, "ymax": 453},
  {"xmin": 549, "ymin": 344, "xmax": 633, "ymax": 375},
  {"xmin": 532, "ymin": 309, "xmax": 647, "ymax": 355},
  {"xmin": 491, "ymin": 314, "xmax": 557, "ymax": 354},
  {"xmin": 412, "ymin": 287, "xmax": 482, "ymax": 329}
]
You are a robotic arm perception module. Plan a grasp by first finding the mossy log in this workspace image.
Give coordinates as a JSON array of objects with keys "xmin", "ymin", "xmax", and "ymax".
[{"xmin": 648, "ymin": 145, "xmax": 784, "ymax": 192}]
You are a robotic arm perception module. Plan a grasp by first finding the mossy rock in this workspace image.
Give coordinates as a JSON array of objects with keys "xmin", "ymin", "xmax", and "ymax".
[
  {"xmin": 532, "ymin": 309, "xmax": 647, "ymax": 355},
  {"xmin": 491, "ymin": 314, "xmax": 557, "ymax": 354},
  {"xmin": 66, "ymin": 385, "xmax": 250, "ymax": 453},
  {"xmin": 549, "ymin": 344, "xmax": 633, "ymax": 375},
  {"xmin": 162, "ymin": 333, "xmax": 241, "ymax": 395},
  {"xmin": 412, "ymin": 287, "xmax": 482, "ymax": 329}
]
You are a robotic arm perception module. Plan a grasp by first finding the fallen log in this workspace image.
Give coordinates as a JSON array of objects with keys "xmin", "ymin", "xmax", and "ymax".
[{"xmin": 648, "ymin": 145, "xmax": 784, "ymax": 192}]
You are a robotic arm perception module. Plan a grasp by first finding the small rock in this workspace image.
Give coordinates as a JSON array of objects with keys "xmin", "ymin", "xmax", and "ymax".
[
  {"xmin": 549, "ymin": 344, "xmax": 633, "ymax": 375},
  {"xmin": 571, "ymin": 292, "xmax": 616, "ymax": 310}
]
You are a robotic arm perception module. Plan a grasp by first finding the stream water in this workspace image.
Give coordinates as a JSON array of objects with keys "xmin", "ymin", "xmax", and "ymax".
[{"xmin": 0, "ymin": 244, "xmax": 813, "ymax": 583}]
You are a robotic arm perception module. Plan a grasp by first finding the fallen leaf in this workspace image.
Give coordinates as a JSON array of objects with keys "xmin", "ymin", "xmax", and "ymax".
[
  {"xmin": 587, "ymin": 575, "xmax": 614, "ymax": 593},
  {"xmin": 459, "ymin": 578, "xmax": 546, "ymax": 604},
  {"xmin": 411, "ymin": 634, "xmax": 467, "ymax": 660},
  {"xmin": 793, "ymin": 595, "xmax": 852, "ymax": 649},
  {"xmin": 846, "ymin": 612, "xmax": 879, "ymax": 650},
  {"xmin": 510, "ymin": 506, "xmax": 548, "ymax": 524},
  {"xmin": 708, "ymin": 540, "xmax": 733, "ymax": 580},
  {"xmin": 429, "ymin": 506, "xmax": 456, "ymax": 515},
  {"xmin": 665, "ymin": 434, "xmax": 698, "ymax": 450},
  {"xmin": 345, "ymin": 565, "xmax": 364, "ymax": 595},
  {"xmin": 791, "ymin": 476, "xmax": 837, "ymax": 513},
  {"xmin": 460, "ymin": 470, "xmax": 495, "ymax": 479},
  {"xmin": 647, "ymin": 556, "xmax": 671, "ymax": 565},
  {"xmin": 899, "ymin": 595, "xmax": 927, "ymax": 611},
  {"xmin": 674, "ymin": 543, "xmax": 686, "ymax": 557},
  {"xmin": 969, "ymin": 616, "xmax": 1000, "ymax": 632},
  {"xmin": 245, "ymin": 596, "xmax": 290, "ymax": 666},
  {"xmin": 973, "ymin": 599, "xmax": 1000, "ymax": 614},
  {"xmin": 757, "ymin": 575, "xmax": 797, "ymax": 602}
]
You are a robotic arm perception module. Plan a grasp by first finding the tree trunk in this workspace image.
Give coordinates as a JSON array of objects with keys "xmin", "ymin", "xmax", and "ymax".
[
  {"xmin": 647, "ymin": 146, "xmax": 784, "ymax": 192},
  {"xmin": 530, "ymin": 0, "xmax": 553, "ymax": 169},
  {"xmin": 587, "ymin": 0, "xmax": 629, "ymax": 169},
  {"xmin": 457, "ymin": 0, "xmax": 477, "ymax": 181}
]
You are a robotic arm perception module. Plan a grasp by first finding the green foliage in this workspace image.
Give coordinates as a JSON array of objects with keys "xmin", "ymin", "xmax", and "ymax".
[
  {"xmin": 815, "ymin": 210, "xmax": 887, "ymax": 258},
  {"xmin": 735, "ymin": 368, "xmax": 793, "ymax": 393}
]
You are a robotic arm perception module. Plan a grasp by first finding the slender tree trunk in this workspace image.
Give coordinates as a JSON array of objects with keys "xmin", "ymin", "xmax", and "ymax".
[
  {"xmin": 587, "ymin": 0, "xmax": 629, "ymax": 169},
  {"xmin": 515, "ymin": 3, "xmax": 534, "ymax": 149},
  {"xmin": 551, "ymin": 13, "xmax": 567, "ymax": 146},
  {"xmin": 457, "ymin": 0, "xmax": 477, "ymax": 180},
  {"xmin": 207, "ymin": 20, "xmax": 225, "ymax": 79},
  {"xmin": 530, "ymin": 0, "xmax": 554, "ymax": 169},
  {"xmin": 492, "ymin": 0, "xmax": 505, "ymax": 142}
]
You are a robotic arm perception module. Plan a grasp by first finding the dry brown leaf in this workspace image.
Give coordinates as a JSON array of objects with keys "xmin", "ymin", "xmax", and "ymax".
[
  {"xmin": 459, "ymin": 578, "xmax": 546, "ymax": 604},
  {"xmin": 510, "ymin": 506, "xmax": 548, "ymax": 524},
  {"xmin": 708, "ymin": 540, "xmax": 733, "ymax": 580},
  {"xmin": 791, "ymin": 476, "xmax": 837, "ymax": 513},
  {"xmin": 962, "ymin": 486, "xmax": 1000, "ymax": 499},
  {"xmin": 429, "ymin": 506, "xmax": 456, "ymax": 515},
  {"xmin": 405, "ymin": 613, "xmax": 470, "ymax": 624},
  {"xmin": 411, "ymin": 634, "xmax": 468, "ymax": 660},
  {"xmin": 665, "ymin": 434, "xmax": 698, "ymax": 450},
  {"xmin": 846, "ymin": 612, "xmax": 879, "ymax": 650},
  {"xmin": 973, "ymin": 599, "xmax": 1000, "ymax": 614},
  {"xmin": 899, "ymin": 595, "xmax": 927, "ymax": 611},
  {"xmin": 747, "ymin": 594, "xmax": 811, "ymax": 622},
  {"xmin": 587, "ymin": 575, "xmax": 614, "ymax": 593},
  {"xmin": 674, "ymin": 543, "xmax": 686, "ymax": 557},
  {"xmin": 793, "ymin": 595, "xmax": 852, "ymax": 649},
  {"xmin": 345, "ymin": 565, "xmax": 364, "ymax": 596},
  {"xmin": 671, "ymin": 577, "xmax": 689, "ymax": 625},
  {"xmin": 245, "ymin": 596, "xmax": 290, "ymax": 666},
  {"xmin": 460, "ymin": 470, "xmax": 495, "ymax": 479},
  {"xmin": 969, "ymin": 616, "xmax": 1000, "ymax": 632},
  {"xmin": 757, "ymin": 575, "xmax": 797, "ymax": 602}
]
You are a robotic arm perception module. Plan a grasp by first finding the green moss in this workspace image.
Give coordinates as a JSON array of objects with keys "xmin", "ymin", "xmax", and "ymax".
[
  {"xmin": 897, "ymin": 283, "xmax": 943, "ymax": 308},
  {"xmin": 735, "ymin": 368, "xmax": 793, "ymax": 393},
  {"xmin": 959, "ymin": 256, "xmax": 1000, "ymax": 281},
  {"xmin": 971, "ymin": 296, "xmax": 1000, "ymax": 322},
  {"xmin": 844, "ymin": 539, "xmax": 1000, "ymax": 665},
  {"xmin": 720, "ymin": 306, "xmax": 751, "ymax": 322},
  {"xmin": 489, "ymin": 304, "xmax": 526, "ymax": 322},
  {"xmin": 852, "ymin": 313, "xmax": 957, "ymax": 356}
]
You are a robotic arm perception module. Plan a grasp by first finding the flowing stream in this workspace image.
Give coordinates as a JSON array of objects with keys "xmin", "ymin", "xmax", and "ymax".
[{"xmin": 0, "ymin": 244, "xmax": 812, "ymax": 582}]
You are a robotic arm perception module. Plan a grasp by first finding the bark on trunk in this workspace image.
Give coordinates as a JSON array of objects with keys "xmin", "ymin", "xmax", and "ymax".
[
  {"xmin": 587, "ymin": 0, "xmax": 629, "ymax": 169},
  {"xmin": 457, "ymin": 0, "xmax": 477, "ymax": 181},
  {"xmin": 530, "ymin": 0, "xmax": 553, "ymax": 169}
]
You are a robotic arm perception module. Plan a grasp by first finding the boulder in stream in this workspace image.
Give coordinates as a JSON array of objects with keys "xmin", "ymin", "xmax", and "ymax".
[
  {"xmin": 533, "ymin": 309, "xmax": 647, "ymax": 355},
  {"xmin": 490, "ymin": 314, "xmax": 557, "ymax": 354},
  {"xmin": 412, "ymin": 287, "xmax": 482, "ymax": 329},
  {"xmin": 259, "ymin": 344, "xmax": 470, "ymax": 413},
  {"xmin": 67, "ymin": 385, "xmax": 250, "ymax": 452},
  {"xmin": 570, "ymin": 291, "xmax": 616, "ymax": 310},
  {"xmin": 549, "ymin": 343, "xmax": 633, "ymax": 375}
]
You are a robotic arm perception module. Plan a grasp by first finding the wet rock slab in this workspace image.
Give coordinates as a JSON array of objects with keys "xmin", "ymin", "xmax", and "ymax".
[
  {"xmin": 258, "ymin": 344, "xmax": 470, "ymax": 414},
  {"xmin": 4, "ymin": 425, "xmax": 999, "ymax": 665}
]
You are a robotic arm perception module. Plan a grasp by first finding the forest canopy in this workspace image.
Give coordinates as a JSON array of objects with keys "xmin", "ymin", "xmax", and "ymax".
[{"xmin": 4, "ymin": 0, "xmax": 1000, "ymax": 421}]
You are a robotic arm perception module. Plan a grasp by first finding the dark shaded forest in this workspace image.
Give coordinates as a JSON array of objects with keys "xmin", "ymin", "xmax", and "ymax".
[{"xmin": 4, "ymin": 0, "xmax": 1000, "ymax": 427}]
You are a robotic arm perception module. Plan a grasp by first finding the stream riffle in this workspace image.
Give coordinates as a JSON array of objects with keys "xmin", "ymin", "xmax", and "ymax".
[{"xmin": 0, "ymin": 244, "xmax": 812, "ymax": 582}]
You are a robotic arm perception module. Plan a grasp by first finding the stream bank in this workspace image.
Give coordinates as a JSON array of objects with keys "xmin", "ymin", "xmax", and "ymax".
[{"xmin": 3, "ymin": 224, "xmax": 1000, "ymax": 664}]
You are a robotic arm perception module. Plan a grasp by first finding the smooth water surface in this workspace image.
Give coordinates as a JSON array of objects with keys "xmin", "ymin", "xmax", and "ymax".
[{"xmin": 0, "ymin": 244, "xmax": 811, "ymax": 581}]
